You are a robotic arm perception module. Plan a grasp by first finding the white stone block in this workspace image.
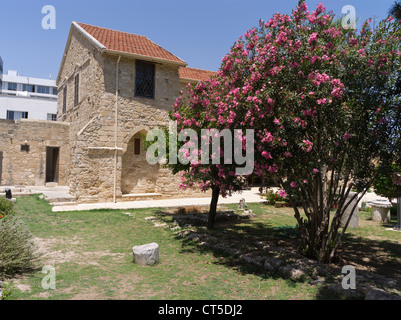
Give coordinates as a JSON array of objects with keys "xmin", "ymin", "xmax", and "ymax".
[
  {"xmin": 132, "ymin": 243, "xmax": 159, "ymax": 266},
  {"xmin": 370, "ymin": 199, "xmax": 392, "ymax": 223}
]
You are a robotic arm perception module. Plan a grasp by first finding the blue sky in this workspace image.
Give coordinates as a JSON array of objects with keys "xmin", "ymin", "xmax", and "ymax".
[{"xmin": 0, "ymin": 0, "xmax": 397, "ymax": 80}]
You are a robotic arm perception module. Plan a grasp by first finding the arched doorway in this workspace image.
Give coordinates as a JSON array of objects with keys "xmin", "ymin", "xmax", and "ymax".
[{"xmin": 121, "ymin": 130, "xmax": 159, "ymax": 194}]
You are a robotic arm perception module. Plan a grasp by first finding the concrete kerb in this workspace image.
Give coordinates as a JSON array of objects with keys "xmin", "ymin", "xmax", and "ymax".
[
  {"xmin": 3, "ymin": 185, "xmax": 390, "ymax": 214},
  {"xmin": 51, "ymin": 189, "xmax": 267, "ymax": 212}
]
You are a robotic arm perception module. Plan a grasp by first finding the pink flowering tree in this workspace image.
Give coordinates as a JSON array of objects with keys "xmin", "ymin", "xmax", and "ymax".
[
  {"xmin": 167, "ymin": 78, "xmax": 254, "ymax": 229},
  {"xmin": 212, "ymin": 1, "xmax": 401, "ymax": 262},
  {"xmin": 171, "ymin": 1, "xmax": 401, "ymax": 261}
]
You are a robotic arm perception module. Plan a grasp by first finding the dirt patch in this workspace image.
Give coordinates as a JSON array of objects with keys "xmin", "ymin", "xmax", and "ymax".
[
  {"xmin": 11, "ymin": 276, "xmax": 31, "ymax": 293},
  {"xmin": 33, "ymin": 236, "xmax": 126, "ymax": 267},
  {"xmin": 29, "ymin": 236, "xmax": 144, "ymax": 300}
]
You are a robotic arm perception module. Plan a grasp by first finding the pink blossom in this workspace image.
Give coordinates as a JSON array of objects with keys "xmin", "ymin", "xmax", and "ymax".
[
  {"xmin": 290, "ymin": 181, "xmax": 299, "ymax": 188},
  {"xmin": 308, "ymin": 32, "xmax": 319, "ymax": 46},
  {"xmin": 262, "ymin": 151, "xmax": 273, "ymax": 159},
  {"xmin": 278, "ymin": 189, "xmax": 287, "ymax": 198},
  {"xmin": 349, "ymin": 38, "xmax": 358, "ymax": 46},
  {"xmin": 179, "ymin": 183, "xmax": 189, "ymax": 190},
  {"xmin": 343, "ymin": 133, "xmax": 351, "ymax": 140},
  {"xmin": 313, "ymin": 168, "xmax": 319, "ymax": 174},
  {"xmin": 302, "ymin": 140, "xmax": 313, "ymax": 152},
  {"xmin": 268, "ymin": 164, "xmax": 278, "ymax": 173}
]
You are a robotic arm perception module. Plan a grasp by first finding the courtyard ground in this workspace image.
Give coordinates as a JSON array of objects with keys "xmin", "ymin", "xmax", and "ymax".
[{"xmin": 3, "ymin": 194, "xmax": 400, "ymax": 300}]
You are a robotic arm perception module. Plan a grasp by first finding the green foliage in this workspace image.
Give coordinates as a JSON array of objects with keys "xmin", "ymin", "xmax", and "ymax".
[
  {"xmin": 389, "ymin": 1, "xmax": 401, "ymax": 20},
  {"xmin": 373, "ymin": 163, "xmax": 401, "ymax": 200},
  {"xmin": 0, "ymin": 197, "xmax": 14, "ymax": 220},
  {"xmin": 266, "ymin": 190, "xmax": 286, "ymax": 205},
  {"xmin": 0, "ymin": 215, "xmax": 38, "ymax": 280},
  {"xmin": 391, "ymin": 203, "xmax": 398, "ymax": 217},
  {"xmin": 0, "ymin": 282, "xmax": 13, "ymax": 300},
  {"xmin": 269, "ymin": 225, "xmax": 299, "ymax": 239}
]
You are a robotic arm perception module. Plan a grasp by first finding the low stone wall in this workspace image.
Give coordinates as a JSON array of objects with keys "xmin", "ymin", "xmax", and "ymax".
[{"xmin": 0, "ymin": 119, "xmax": 70, "ymax": 186}]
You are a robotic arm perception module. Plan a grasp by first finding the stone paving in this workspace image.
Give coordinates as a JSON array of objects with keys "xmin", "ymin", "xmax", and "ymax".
[
  {"xmin": 1, "ymin": 185, "xmax": 390, "ymax": 212},
  {"xmin": 51, "ymin": 188, "xmax": 266, "ymax": 212}
]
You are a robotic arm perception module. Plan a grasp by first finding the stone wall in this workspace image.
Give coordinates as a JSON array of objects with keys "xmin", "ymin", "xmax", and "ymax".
[
  {"xmin": 57, "ymin": 27, "xmax": 210, "ymax": 203},
  {"xmin": 0, "ymin": 119, "xmax": 69, "ymax": 186}
]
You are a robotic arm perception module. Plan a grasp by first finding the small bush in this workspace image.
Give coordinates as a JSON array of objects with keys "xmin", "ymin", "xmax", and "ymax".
[
  {"xmin": 0, "ymin": 215, "xmax": 38, "ymax": 280},
  {"xmin": 266, "ymin": 190, "xmax": 286, "ymax": 205},
  {"xmin": 0, "ymin": 198, "xmax": 14, "ymax": 220},
  {"xmin": 0, "ymin": 282, "xmax": 13, "ymax": 300}
]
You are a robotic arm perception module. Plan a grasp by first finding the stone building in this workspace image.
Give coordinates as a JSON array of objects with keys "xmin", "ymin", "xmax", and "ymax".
[
  {"xmin": 0, "ymin": 119, "xmax": 69, "ymax": 186},
  {"xmin": 57, "ymin": 22, "xmax": 216, "ymax": 203},
  {"xmin": 0, "ymin": 22, "xmax": 217, "ymax": 204}
]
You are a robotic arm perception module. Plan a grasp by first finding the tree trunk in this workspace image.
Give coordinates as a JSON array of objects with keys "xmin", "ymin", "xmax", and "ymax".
[{"xmin": 207, "ymin": 186, "xmax": 220, "ymax": 230}]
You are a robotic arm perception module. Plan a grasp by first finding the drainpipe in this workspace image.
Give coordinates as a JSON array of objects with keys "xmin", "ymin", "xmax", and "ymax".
[{"xmin": 113, "ymin": 55, "xmax": 121, "ymax": 203}]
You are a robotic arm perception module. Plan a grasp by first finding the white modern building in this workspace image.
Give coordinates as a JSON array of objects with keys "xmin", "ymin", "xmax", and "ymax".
[
  {"xmin": 0, "ymin": 56, "xmax": 3, "ymax": 93},
  {"xmin": 0, "ymin": 69, "xmax": 57, "ymax": 121}
]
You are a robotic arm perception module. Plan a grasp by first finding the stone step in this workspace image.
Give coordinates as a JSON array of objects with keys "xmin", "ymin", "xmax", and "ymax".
[
  {"xmin": 76, "ymin": 195, "xmax": 99, "ymax": 204},
  {"xmin": 46, "ymin": 195, "xmax": 76, "ymax": 201},
  {"xmin": 49, "ymin": 201, "xmax": 78, "ymax": 206},
  {"xmin": 122, "ymin": 193, "xmax": 163, "ymax": 201},
  {"xmin": 45, "ymin": 182, "xmax": 59, "ymax": 187}
]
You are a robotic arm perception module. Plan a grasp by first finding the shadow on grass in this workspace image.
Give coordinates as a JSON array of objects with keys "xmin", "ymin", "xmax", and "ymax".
[
  {"xmin": 152, "ymin": 207, "xmax": 401, "ymax": 300},
  {"xmin": 340, "ymin": 233, "xmax": 401, "ymax": 283},
  {"xmin": 152, "ymin": 208, "xmax": 326, "ymax": 291}
]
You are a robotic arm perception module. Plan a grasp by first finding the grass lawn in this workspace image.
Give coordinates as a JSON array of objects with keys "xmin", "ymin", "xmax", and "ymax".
[{"xmin": 4, "ymin": 195, "xmax": 401, "ymax": 300}]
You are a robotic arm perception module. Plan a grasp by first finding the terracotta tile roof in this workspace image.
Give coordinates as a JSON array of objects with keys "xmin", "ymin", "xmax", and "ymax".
[
  {"xmin": 179, "ymin": 67, "xmax": 218, "ymax": 82},
  {"xmin": 75, "ymin": 22, "xmax": 186, "ymax": 65}
]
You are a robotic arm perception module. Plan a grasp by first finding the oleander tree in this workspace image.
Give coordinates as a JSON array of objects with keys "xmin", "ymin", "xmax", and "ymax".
[
  {"xmin": 166, "ymin": 78, "xmax": 253, "ymax": 230},
  {"xmin": 168, "ymin": 1, "xmax": 401, "ymax": 261},
  {"xmin": 389, "ymin": 1, "xmax": 401, "ymax": 21}
]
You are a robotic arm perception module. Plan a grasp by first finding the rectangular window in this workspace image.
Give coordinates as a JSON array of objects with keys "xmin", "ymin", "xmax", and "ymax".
[
  {"xmin": 52, "ymin": 87, "xmax": 57, "ymax": 95},
  {"xmin": 36, "ymin": 86, "xmax": 50, "ymax": 94},
  {"xmin": 135, "ymin": 60, "xmax": 155, "ymax": 99},
  {"xmin": 22, "ymin": 84, "xmax": 35, "ymax": 92},
  {"xmin": 21, "ymin": 144, "xmax": 30, "ymax": 152},
  {"xmin": 134, "ymin": 138, "xmax": 141, "ymax": 155},
  {"xmin": 47, "ymin": 113, "xmax": 57, "ymax": 121},
  {"xmin": 7, "ymin": 82, "xmax": 17, "ymax": 91},
  {"xmin": 62, "ymin": 86, "xmax": 67, "ymax": 114},
  {"xmin": 74, "ymin": 74, "xmax": 79, "ymax": 107},
  {"xmin": 7, "ymin": 110, "xmax": 28, "ymax": 121}
]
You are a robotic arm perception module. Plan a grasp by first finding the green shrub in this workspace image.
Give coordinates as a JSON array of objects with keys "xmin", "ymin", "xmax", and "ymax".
[
  {"xmin": 0, "ymin": 215, "xmax": 38, "ymax": 280},
  {"xmin": 373, "ymin": 163, "xmax": 401, "ymax": 201},
  {"xmin": 0, "ymin": 197, "xmax": 14, "ymax": 220},
  {"xmin": 391, "ymin": 203, "xmax": 398, "ymax": 217},
  {"xmin": 0, "ymin": 282, "xmax": 13, "ymax": 300},
  {"xmin": 266, "ymin": 190, "xmax": 286, "ymax": 205}
]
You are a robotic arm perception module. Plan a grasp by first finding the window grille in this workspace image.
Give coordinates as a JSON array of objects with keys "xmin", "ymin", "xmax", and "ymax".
[{"xmin": 135, "ymin": 61, "xmax": 155, "ymax": 99}]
